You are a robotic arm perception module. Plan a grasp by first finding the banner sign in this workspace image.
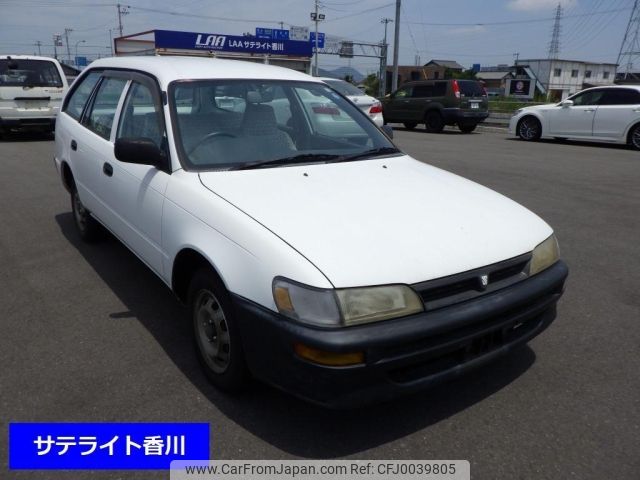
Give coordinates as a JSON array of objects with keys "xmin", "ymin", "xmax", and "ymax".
[
  {"xmin": 9, "ymin": 423, "xmax": 210, "ymax": 470},
  {"xmin": 155, "ymin": 30, "xmax": 312, "ymax": 57},
  {"xmin": 509, "ymin": 79, "xmax": 531, "ymax": 96}
]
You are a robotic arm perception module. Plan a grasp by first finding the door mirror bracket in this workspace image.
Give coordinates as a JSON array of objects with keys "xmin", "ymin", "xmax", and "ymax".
[{"xmin": 114, "ymin": 137, "xmax": 168, "ymax": 171}]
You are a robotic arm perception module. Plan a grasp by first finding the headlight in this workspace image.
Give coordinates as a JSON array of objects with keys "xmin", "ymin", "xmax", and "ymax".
[
  {"xmin": 528, "ymin": 234, "xmax": 560, "ymax": 276},
  {"xmin": 273, "ymin": 279, "xmax": 424, "ymax": 327}
]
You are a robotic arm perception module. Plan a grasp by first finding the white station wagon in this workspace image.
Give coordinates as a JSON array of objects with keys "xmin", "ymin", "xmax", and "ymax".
[
  {"xmin": 54, "ymin": 56, "xmax": 568, "ymax": 407},
  {"xmin": 510, "ymin": 85, "xmax": 640, "ymax": 149}
]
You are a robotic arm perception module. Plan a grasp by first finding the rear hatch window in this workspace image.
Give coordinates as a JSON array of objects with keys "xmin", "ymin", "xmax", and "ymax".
[
  {"xmin": 457, "ymin": 80, "xmax": 485, "ymax": 98},
  {"xmin": 0, "ymin": 59, "xmax": 63, "ymax": 88}
]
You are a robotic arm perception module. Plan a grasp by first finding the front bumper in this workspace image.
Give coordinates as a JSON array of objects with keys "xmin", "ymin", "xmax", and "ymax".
[{"xmin": 233, "ymin": 260, "xmax": 568, "ymax": 408}]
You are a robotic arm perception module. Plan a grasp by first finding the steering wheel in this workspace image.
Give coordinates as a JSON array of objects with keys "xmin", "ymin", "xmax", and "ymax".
[{"xmin": 188, "ymin": 131, "xmax": 237, "ymax": 155}]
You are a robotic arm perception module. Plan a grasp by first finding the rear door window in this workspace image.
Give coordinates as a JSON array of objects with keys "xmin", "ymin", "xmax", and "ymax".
[
  {"xmin": 64, "ymin": 71, "xmax": 101, "ymax": 120},
  {"xmin": 412, "ymin": 85, "xmax": 433, "ymax": 98},
  {"xmin": 83, "ymin": 77, "xmax": 128, "ymax": 140},
  {"xmin": 599, "ymin": 89, "xmax": 640, "ymax": 105}
]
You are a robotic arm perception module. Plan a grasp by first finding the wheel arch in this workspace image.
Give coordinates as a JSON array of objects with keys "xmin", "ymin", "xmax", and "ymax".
[
  {"xmin": 171, "ymin": 247, "xmax": 226, "ymax": 305},
  {"xmin": 625, "ymin": 121, "xmax": 640, "ymax": 145},
  {"xmin": 60, "ymin": 161, "xmax": 75, "ymax": 193}
]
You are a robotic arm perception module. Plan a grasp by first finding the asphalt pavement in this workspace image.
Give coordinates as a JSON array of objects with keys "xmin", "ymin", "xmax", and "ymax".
[{"xmin": 1, "ymin": 128, "xmax": 639, "ymax": 479}]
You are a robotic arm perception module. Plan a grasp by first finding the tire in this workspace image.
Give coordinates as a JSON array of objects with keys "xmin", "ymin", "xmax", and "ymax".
[
  {"xmin": 424, "ymin": 111, "xmax": 445, "ymax": 133},
  {"xmin": 403, "ymin": 122, "xmax": 417, "ymax": 130},
  {"xmin": 629, "ymin": 124, "xmax": 640, "ymax": 150},
  {"xmin": 517, "ymin": 116, "xmax": 542, "ymax": 141},
  {"xmin": 189, "ymin": 268, "xmax": 249, "ymax": 391},
  {"xmin": 459, "ymin": 124, "xmax": 477, "ymax": 134},
  {"xmin": 71, "ymin": 188, "xmax": 103, "ymax": 242}
]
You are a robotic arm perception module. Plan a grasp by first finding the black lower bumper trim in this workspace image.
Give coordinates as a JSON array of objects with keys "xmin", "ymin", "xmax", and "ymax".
[{"xmin": 232, "ymin": 260, "xmax": 568, "ymax": 408}]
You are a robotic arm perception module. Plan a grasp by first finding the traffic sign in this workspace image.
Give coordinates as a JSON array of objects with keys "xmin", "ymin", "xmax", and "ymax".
[
  {"xmin": 255, "ymin": 28, "xmax": 289, "ymax": 40},
  {"xmin": 310, "ymin": 32, "xmax": 325, "ymax": 49}
]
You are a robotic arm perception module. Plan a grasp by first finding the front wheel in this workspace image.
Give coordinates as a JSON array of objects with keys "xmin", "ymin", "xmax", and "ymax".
[
  {"xmin": 71, "ymin": 188, "xmax": 103, "ymax": 242},
  {"xmin": 189, "ymin": 268, "xmax": 249, "ymax": 391},
  {"xmin": 517, "ymin": 116, "xmax": 542, "ymax": 141},
  {"xmin": 424, "ymin": 111, "xmax": 444, "ymax": 133},
  {"xmin": 629, "ymin": 124, "xmax": 640, "ymax": 150}
]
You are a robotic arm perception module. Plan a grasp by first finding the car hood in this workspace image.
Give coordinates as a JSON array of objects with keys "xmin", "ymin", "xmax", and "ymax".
[
  {"xmin": 198, "ymin": 156, "xmax": 552, "ymax": 288},
  {"xmin": 520, "ymin": 103, "xmax": 559, "ymax": 113}
]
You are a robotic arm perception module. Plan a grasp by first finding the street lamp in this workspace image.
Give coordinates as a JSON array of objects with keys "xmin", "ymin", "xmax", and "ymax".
[{"xmin": 74, "ymin": 39, "xmax": 86, "ymax": 65}]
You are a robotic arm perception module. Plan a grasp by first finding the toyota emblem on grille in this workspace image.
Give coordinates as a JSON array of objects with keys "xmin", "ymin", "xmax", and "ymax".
[{"xmin": 479, "ymin": 274, "xmax": 489, "ymax": 290}]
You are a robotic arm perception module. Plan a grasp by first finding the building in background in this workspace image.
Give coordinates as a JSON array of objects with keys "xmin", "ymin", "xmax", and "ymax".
[
  {"xmin": 384, "ymin": 59, "xmax": 465, "ymax": 93},
  {"xmin": 515, "ymin": 59, "xmax": 617, "ymax": 101},
  {"xmin": 476, "ymin": 66, "xmax": 514, "ymax": 96}
]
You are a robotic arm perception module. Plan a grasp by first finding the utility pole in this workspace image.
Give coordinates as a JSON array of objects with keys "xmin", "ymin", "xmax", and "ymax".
[
  {"xmin": 514, "ymin": 52, "xmax": 519, "ymax": 64},
  {"xmin": 53, "ymin": 34, "xmax": 61, "ymax": 60},
  {"xmin": 108, "ymin": 29, "xmax": 114, "ymax": 55},
  {"xmin": 35, "ymin": 41, "xmax": 42, "ymax": 56},
  {"xmin": 547, "ymin": 3, "xmax": 562, "ymax": 59},
  {"xmin": 310, "ymin": 0, "xmax": 325, "ymax": 76},
  {"xmin": 64, "ymin": 28, "xmax": 73, "ymax": 64},
  {"xmin": 617, "ymin": 0, "xmax": 640, "ymax": 79},
  {"xmin": 117, "ymin": 3, "xmax": 129, "ymax": 38},
  {"xmin": 391, "ymin": 0, "xmax": 401, "ymax": 92},
  {"xmin": 279, "ymin": 21, "xmax": 284, "ymax": 29},
  {"xmin": 380, "ymin": 17, "xmax": 393, "ymax": 97}
]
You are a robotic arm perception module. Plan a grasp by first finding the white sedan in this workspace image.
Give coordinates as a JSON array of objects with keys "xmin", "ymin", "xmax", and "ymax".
[
  {"xmin": 510, "ymin": 85, "xmax": 640, "ymax": 149},
  {"xmin": 54, "ymin": 56, "xmax": 567, "ymax": 407},
  {"xmin": 319, "ymin": 77, "xmax": 384, "ymax": 127}
]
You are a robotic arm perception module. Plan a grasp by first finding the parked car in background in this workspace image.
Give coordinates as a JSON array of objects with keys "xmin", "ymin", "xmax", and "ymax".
[
  {"xmin": 382, "ymin": 79, "xmax": 489, "ymax": 133},
  {"xmin": 54, "ymin": 56, "xmax": 567, "ymax": 407},
  {"xmin": 0, "ymin": 55, "xmax": 68, "ymax": 135},
  {"xmin": 320, "ymin": 77, "xmax": 384, "ymax": 127},
  {"xmin": 510, "ymin": 86, "xmax": 640, "ymax": 149}
]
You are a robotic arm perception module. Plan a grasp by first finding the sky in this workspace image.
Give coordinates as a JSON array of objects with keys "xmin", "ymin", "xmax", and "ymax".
[{"xmin": 0, "ymin": 0, "xmax": 634, "ymax": 75}]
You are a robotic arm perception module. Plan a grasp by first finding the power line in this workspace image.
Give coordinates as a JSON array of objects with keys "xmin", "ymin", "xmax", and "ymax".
[{"xmin": 404, "ymin": 7, "xmax": 632, "ymax": 27}]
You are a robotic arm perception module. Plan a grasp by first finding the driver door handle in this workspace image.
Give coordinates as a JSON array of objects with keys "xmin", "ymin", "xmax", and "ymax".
[
  {"xmin": 70, "ymin": 140, "xmax": 77, "ymax": 151},
  {"xmin": 103, "ymin": 162, "xmax": 113, "ymax": 177}
]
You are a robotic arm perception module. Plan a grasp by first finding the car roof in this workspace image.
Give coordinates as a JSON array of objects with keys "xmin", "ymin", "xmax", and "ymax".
[
  {"xmin": 88, "ymin": 56, "xmax": 322, "ymax": 89},
  {"xmin": 0, "ymin": 55, "xmax": 61, "ymax": 63},
  {"xmin": 581, "ymin": 85, "xmax": 640, "ymax": 92}
]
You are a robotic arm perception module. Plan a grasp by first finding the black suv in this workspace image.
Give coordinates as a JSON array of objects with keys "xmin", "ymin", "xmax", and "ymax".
[{"xmin": 382, "ymin": 79, "xmax": 489, "ymax": 133}]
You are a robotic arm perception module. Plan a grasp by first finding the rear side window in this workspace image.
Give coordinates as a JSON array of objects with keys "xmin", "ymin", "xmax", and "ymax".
[
  {"xmin": 83, "ymin": 77, "xmax": 127, "ymax": 140},
  {"xmin": 600, "ymin": 89, "xmax": 640, "ymax": 106},
  {"xmin": 64, "ymin": 71, "xmax": 101, "ymax": 120},
  {"xmin": 0, "ymin": 59, "xmax": 62, "ymax": 87},
  {"xmin": 457, "ymin": 80, "xmax": 484, "ymax": 97}
]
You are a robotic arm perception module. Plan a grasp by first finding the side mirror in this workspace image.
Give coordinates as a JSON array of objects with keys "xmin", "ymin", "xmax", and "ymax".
[
  {"xmin": 114, "ymin": 137, "xmax": 166, "ymax": 169},
  {"xmin": 560, "ymin": 99, "xmax": 574, "ymax": 108},
  {"xmin": 382, "ymin": 124, "xmax": 394, "ymax": 139}
]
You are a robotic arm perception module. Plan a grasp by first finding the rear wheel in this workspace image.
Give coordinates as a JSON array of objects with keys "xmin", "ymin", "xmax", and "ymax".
[
  {"xmin": 403, "ymin": 122, "xmax": 417, "ymax": 130},
  {"xmin": 189, "ymin": 268, "xmax": 249, "ymax": 391},
  {"xmin": 459, "ymin": 124, "xmax": 477, "ymax": 134},
  {"xmin": 629, "ymin": 124, "xmax": 640, "ymax": 150},
  {"xmin": 424, "ymin": 111, "xmax": 444, "ymax": 133},
  {"xmin": 71, "ymin": 188, "xmax": 103, "ymax": 242},
  {"xmin": 517, "ymin": 116, "xmax": 542, "ymax": 141}
]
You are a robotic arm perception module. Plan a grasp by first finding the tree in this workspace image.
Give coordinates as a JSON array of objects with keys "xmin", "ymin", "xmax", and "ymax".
[{"xmin": 361, "ymin": 73, "xmax": 380, "ymax": 97}]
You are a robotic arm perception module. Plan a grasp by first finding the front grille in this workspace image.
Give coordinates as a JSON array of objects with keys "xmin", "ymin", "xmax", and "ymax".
[{"xmin": 413, "ymin": 253, "xmax": 531, "ymax": 311}]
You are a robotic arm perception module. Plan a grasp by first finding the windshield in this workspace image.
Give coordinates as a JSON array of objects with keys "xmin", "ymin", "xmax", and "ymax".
[
  {"xmin": 0, "ymin": 59, "xmax": 62, "ymax": 87},
  {"xmin": 170, "ymin": 80, "xmax": 397, "ymax": 171},
  {"xmin": 324, "ymin": 79, "xmax": 365, "ymax": 97}
]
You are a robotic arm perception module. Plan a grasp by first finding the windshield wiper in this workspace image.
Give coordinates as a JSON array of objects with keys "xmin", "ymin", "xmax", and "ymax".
[
  {"xmin": 230, "ymin": 153, "xmax": 341, "ymax": 171},
  {"xmin": 329, "ymin": 146, "xmax": 401, "ymax": 164}
]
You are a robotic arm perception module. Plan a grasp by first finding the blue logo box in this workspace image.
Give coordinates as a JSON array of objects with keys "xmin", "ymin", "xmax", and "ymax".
[{"xmin": 9, "ymin": 423, "xmax": 209, "ymax": 470}]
